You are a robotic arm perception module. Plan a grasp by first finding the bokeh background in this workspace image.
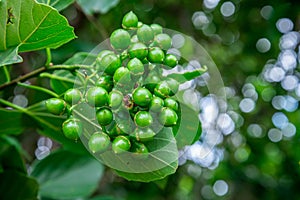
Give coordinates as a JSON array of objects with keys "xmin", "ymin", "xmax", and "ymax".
[{"xmin": 13, "ymin": 0, "xmax": 300, "ymax": 199}]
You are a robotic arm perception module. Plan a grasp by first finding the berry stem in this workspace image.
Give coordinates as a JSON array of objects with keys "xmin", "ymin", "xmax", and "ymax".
[
  {"xmin": 45, "ymin": 48, "xmax": 52, "ymax": 68},
  {"xmin": 17, "ymin": 82, "xmax": 59, "ymax": 98},
  {"xmin": 0, "ymin": 98, "xmax": 61, "ymax": 132},
  {"xmin": 0, "ymin": 64, "xmax": 91, "ymax": 90}
]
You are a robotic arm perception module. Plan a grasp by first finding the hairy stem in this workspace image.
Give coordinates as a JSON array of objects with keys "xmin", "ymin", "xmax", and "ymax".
[
  {"xmin": 17, "ymin": 82, "xmax": 59, "ymax": 98},
  {"xmin": 0, "ymin": 64, "xmax": 91, "ymax": 90}
]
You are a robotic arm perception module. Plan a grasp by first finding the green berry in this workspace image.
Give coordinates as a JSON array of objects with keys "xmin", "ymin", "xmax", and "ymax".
[
  {"xmin": 113, "ymin": 66, "xmax": 131, "ymax": 84},
  {"xmin": 154, "ymin": 81, "xmax": 171, "ymax": 99},
  {"xmin": 96, "ymin": 53, "xmax": 121, "ymax": 75},
  {"xmin": 153, "ymin": 33, "xmax": 172, "ymax": 50},
  {"xmin": 132, "ymin": 142, "xmax": 149, "ymax": 159},
  {"xmin": 148, "ymin": 47, "xmax": 165, "ymax": 63},
  {"xmin": 96, "ymin": 75, "xmax": 113, "ymax": 92},
  {"xmin": 110, "ymin": 29, "xmax": 131, "ymax": 50},
  {"xmin": 159, "ymin": 107, "xmax": 178, "ymax": 127},
  {"xmin": 150, "ymin": 24, "xmax": 163, "ymax": 35},
  {"xmin": 112, "ymin": 136, "xmax": 131, "ymax": 154},
  {"xmin": 137, "ymin": 24, "xmax": 154, "ymax": 44},
  {"xmin": 131, "ymin": 35, "xmax": 139, "ymax": 43},
  {"xmin": 45, "ymin": 98, "xmax": 66, "ymax": 115},
  {"xmin": 127, "ymin": 57, "xmax": 144, "ymax": 78},
  {"xmin": 97, "ymin": 50, "xmax": 114, "ymax": 61},
  {"xmin": 88, "ymin": 132, "xmax": 110, "ymax": 153},
  {"xmin": 164, "ymin": 54, "xmax": 178, "ymax": 68},
  {"xmin": 122, "ymin": 11, "xmax": 138, "ymax": 29},
  {"xmin": 86, "ymin": 87, "xmax": 108, "ymax": 107},
  {"xmin": 132, "ymin": 87, "xmax": 152, "ymax": 107},
  {"xmin": 64, "ymin": 88, "xmax": 82, "ymax": 105},
  {"xmin": 164, "ymin": 98, "xmax": 179, "ymax": 112},
  {"xmin": 134, "ymin": 111, "xmax": 153, "ymax": 127},
  {"xmin": 144, "ymin": 73, "xmax": 161, "ymax": 93},
  {"xmin": 128, "ymin": 42, "xmax": 148, "ymax": 60},
  {"xmin": 150, "ymin": 96, "xmax": 164, "ymax": 112},
  {"xmin": 166, "ymin": 78, "xmax": 179, "ymax": 96},
  {"xmin": 96, "ymin": 107, "xmax": 113, "ymax": 126},
  {"xmin": 108, "ymin": 90, "xmax": 123, "ymax": 109},
  {"xmin": 62, "ymin": 118, "xmax": 83, "ymax": 140},
  {"xmin": 135, "ymin": 127, "xmax": 156, "ymax": 142}
]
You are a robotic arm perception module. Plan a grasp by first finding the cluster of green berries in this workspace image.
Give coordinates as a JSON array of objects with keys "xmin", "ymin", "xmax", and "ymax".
[{"xmin": 45, "ymin": 11, "xmax": 181, "ymax": 158}]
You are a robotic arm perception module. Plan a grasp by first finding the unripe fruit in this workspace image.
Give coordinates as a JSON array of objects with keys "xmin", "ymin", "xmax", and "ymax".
[
  {"xmin": 97, "ymin": 50, "xmax": 114, "ymax": 61},
  {"xmin": 45, "ymin": 98, "xmax": 66, "ymax": 115},
  {"xmin": 135, "ymin": 127, "xmax": 156, "ymax": 142},
  {"xmin": 153, "ymin": 33, "xmax": 172, "ymax": 50},
  {"xmin": 150, "ymin": 24, "xmax": 163, "ymax": 35},
  {"xmin": 86, "ymin": 87, "xmax": 108, "ymax": 107},
  {"xmin": 96, "ymin": 107, "xmax": 113, "ymax": 126},
  {"xmin": 122, "ymin": 11, "xmax": 138, "ymax": 29},
  {"xmin": 132, "ymin": 87, "xmax": 152, "ymax": 107},
  {"xmin": 132, "ymin": 142, "xmax": 149, "ymax": 159},
  {"xmin": 164, "ymin": 98, "xmax": 179, "ymax": 112},
  {"xmin": 149, "ymin": 96, "xmax": 164, "ymax": 112},
  {"xmin": 148, "ymin": 47, "xmax": 165, "ymax": 63},
  {"xmin": 137, "ymin": 24, "xmax": 154, "ymax": 44},
  {"xmin": 159, "ymin": 107, "xmax": 178, "ymax": 127},
  {"xmin": 110, "ymin": 29, "xmax": 131, "ymax": 50},
  {"xmin": 113, "ymin": 67, "xmax": 131, "ymax": 84},
  {"xmin": 127, "ymin": 58, "xmax": 144, "ymax": 77},
  {"xmin": 96, "ymin": 75, "xmax": 113, "ymax": 92},
  {"xmin": 166, "ymin": 78, "xmax": 179, "ymax": 96},
  {"xmin": 134, "ymin": 111, "xmax": 153, "ymax": 127},
  {"xmin": 112, "ymin": 136, "xmax": 131, "ymax": 154},
  {"xmin": 128, "ymin": 42, "xmax": 148, "ymax": 60},
  {"xmin": 64, "ymin": 88, "xmax": 82, "ymax": 105},
  {"xmin": 62, "ymin": 118, "xmax": 83, "ymax": 140},
  {"xmin": 164, "ymin": 54, "xmax": 178, "ymax": 68},
  {"xmin": 154, "ymin": 81, "xmax": 171, "ymax": 99},
  {"xmin": 108, "ymin": 90, "xmax": 123, "ymax": 110},
  {"xmin": 88, "ymin": 132, "xmax": 110, "ymax": 153},
  {"xmin": 96, "ymin": 53, "xmax": 121, "ymax": 75}
]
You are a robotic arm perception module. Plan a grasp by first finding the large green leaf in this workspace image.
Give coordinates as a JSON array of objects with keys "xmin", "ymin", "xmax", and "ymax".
[
  {"xmin": 37, "ymin": 0, "xmax": 75, "ymax": 11},
  {"xmin": 0, "ymin": 107, "xmax": 30, "ymax": 135},
  {"xmin": 165, "ymin": 66, "xmax": 207, "ymax": 84},
  {"xmin": 75, "ymin": 103, "xmax": 178, "ymax": 182},
  {"xmin": 0, "ymin": 0, "xmax": 76, "ymax": 66},
  {"xmin": 0, "ymin": 136, "xmax": 26, "ymax": 173},
  {"xmin": 31, "ymin": 150, "xmax": 104, "ymax": 200},
  {"xmin": 76, "ymin": 0, "xmax": 119, "ymax": 15},
  {"xmin": 0, "ymin": 170, "xmax": 39, "ymax": 200},
  {"xmin": 172, "ymin": 101, "xmax": 202, "ymax": 149}
]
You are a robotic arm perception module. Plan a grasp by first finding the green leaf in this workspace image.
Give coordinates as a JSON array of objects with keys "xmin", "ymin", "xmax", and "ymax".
[
  {"xmin": 0, "ymin": 47, "xmax": 22, "ymax": 66},
  {"xmin": 64, "ymin": 52, "xmax": 97, "ymax": 65},
  {"xmin": 76, "ymin": 0, "xmax": 120, "ymax": 15},
  {"xmin": 172, "ymin": 101, "xmax": 202, "ymax": 149},
  {"xmin": 31, "ymin": 150, "xmax": 104, "ymax": 200},
  {"xmin": 0, "ymin": 136, "xmax": 26, "ymax": 173},
  {"xmin": 37, "ymin": 0, "xmax": 75, "ymax": 11},
  {"xmin": 165, "ymin": 66, "xmax": 208, "ymax": 84},
  {"xmin": 0, "ymin": 170, "xmax": 39, "ymax": 200},
  {"xmin": 115, "ymin": 161, "xmax": 177, "ymax": 182},
  {"xmin": 0, "ymin": 107, "xmax": 28, "ymax": 135},
  {"xmin": 0, "ymin": 0, "xmax": 76, "ymax": 66},
  {"xmin": 75, "ymin": 103, "xmax": 178, "ymax": 181}
]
